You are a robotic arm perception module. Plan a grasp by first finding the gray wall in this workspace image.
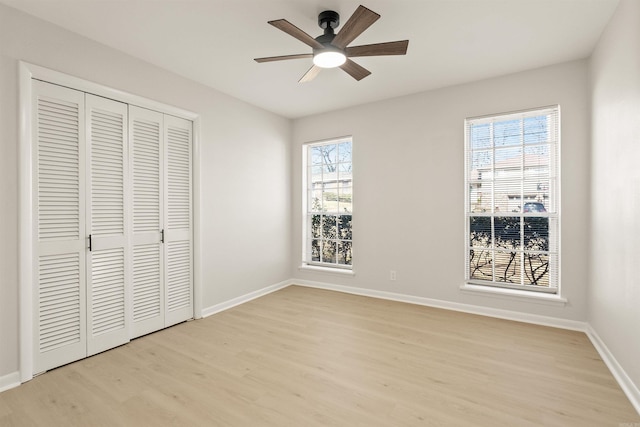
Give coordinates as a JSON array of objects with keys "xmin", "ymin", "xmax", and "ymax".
[
  {"xmin": 292, "ymin": 60, "xmax": 591, "ymax": 321},
  {"xmin": 0, "ymin": 4, "xmax": 292, "ymax": 379},
  {"xmin": 589, "ymin": 0, "xmax": 640, "ymax": 398}
]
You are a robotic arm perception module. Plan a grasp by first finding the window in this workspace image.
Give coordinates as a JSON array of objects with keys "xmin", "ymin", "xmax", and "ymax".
[
  {"xmin": 465, "ymin": 106, "xmax": 559, "ymax": 292},
  {"xmin": 303, "ymin": 138, "xmax": 353, "ymax": 269}
]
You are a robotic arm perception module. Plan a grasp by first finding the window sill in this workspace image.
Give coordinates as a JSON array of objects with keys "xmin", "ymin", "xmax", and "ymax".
[
  {"xmin": 298, "ymin": 264, "xmax": 355, "ymax": 277},
  {"xmin": 459, "ymin": 283, "xmax": 567, "ymax": 306}
]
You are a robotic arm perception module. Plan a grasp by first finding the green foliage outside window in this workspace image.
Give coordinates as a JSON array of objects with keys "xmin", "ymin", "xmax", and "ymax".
[{"xmin": 469, "ymin": 216, "xmax": 550, "ymax": 286}]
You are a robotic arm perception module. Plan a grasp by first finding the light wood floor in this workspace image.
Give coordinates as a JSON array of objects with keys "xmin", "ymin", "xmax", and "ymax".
[{"xmin": 1, "ymin": 285, "xmax": 638, "ymax": 426}]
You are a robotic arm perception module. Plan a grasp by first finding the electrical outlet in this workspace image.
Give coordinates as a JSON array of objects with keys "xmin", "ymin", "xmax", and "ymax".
[{"xmin": 390, "ymin": 270, "xmax": 397, "ymax": 281}]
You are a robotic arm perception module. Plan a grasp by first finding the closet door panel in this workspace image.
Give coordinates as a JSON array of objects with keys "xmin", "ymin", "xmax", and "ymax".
[
  {"xmin": 31, "ymin": 77, "xmax": 195, "ymax": 375},
  {"xmin": 86, "ymin": 94, "xmax": 130, "ymax": 356},
  {"xmin": 164, "ymin": 115, "xmax": 193, "ymax": 327},
  {"xmin": 33, "ymin": 80, "xmax": 87, "ymax": 374},
  {"xmin": 130, "ymin": 106, "xmax": 164, "ymax": 337}
]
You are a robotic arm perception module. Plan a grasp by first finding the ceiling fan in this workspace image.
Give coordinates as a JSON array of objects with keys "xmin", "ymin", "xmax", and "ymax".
[{"xmin": 254, "ymin": 5, "xmax": 409, "ymax": 83}]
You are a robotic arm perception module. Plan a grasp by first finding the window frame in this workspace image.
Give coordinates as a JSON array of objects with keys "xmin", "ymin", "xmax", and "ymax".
[
  {"xmin": 302, "ymin": 137, "xmax": 353, "ymax": 271},
  {"xmin": 464, "ymin": 106, "xmax": 560, "ymax": 294}
]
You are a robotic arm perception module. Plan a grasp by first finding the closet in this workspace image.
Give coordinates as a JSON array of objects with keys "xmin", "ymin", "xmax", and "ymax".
[{"xmin": 32, "ymin": 80, "xmax": 193, "ymax": 374}]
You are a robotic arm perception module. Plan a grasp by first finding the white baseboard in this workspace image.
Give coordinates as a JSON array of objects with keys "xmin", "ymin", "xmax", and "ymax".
[
  {"xmin": 586, "ymin": 324, "xmax": 640, "ymax": 415},
  {"xmin": 0, "ymin": 371, "xmax": 20, "ymax": 393},
  {"xmin": 201, "ymin": 279, "xmax": 291, "ymax": 318},
  {"xmin": 293, "ymin": 279, "xmax": 587, "ymax": 331}
]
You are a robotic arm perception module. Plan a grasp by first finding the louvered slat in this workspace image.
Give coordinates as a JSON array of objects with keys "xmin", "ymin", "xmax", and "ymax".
[
  {"xmin": 133, "ymin": 119, "xmax": 161, "ymax": 232},
  {"xmin": 133, "ymin": 243, "xmax": 161, "ymax": 322},
  {"xmin": 167, "ymin": 127, "xmax": 190, "ymax": 230},
  {"xmin": 90, "ymin": 248, "xmax": 125, "ymax": 336},
  {"xmin": 37, "ymin": 97, "xmax": 80, "ymax": 241},
  {"xmin": 90, "ymin": 108, "xmax": 124, "ymax": 236},
  {"xmin": 38, "ymin": 253, "xmax": 81, "ymax": 352},
  {"xmin": 166, "ymin": 241, "xmax": 191, "ymax": 312}
]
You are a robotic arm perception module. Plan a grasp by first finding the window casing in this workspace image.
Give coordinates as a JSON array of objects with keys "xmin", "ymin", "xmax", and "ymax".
[
  {"xmin": 465, "ymin": 106, "xmax": 560, "ymax": 292},
  {"xmin": 303, "ymin": 138, "xmax": 353, "ymax": 269}
]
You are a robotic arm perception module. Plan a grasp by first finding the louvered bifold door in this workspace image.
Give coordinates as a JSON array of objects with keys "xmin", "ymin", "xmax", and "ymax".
[
  {"xmin": 33, "ymin": 80, "xmax": 87, "ymax": 374},
  {"xmin": 164, "ymin": 115, "xmax": 193, "ymax": 327},
  {"xmin": 129, "ymin": 106, "xmax": 164, "ymax": 338},
  {"xmin": 85, "ymin": 94, "xmax": 130, "ymax": 356}
]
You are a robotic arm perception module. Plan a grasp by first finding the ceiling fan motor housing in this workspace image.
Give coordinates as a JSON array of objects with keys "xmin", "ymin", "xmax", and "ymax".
[
  {"xmin": 318, "ymin": 10, "xmax": 340, "ymax": 29},
  {"xmin": 316, "ymin": 10, "xmax": 340, "ymax": 47}
]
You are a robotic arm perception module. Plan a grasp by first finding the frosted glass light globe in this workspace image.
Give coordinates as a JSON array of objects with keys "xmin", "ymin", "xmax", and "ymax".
[{"xmin": 313, "ymin": 51, "xmax": 347, "ymax": 68}]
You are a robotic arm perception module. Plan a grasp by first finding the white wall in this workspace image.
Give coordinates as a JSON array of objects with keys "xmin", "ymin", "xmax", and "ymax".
[
  {"xmin": 292, "ymin": 60, "xmax": 591, "ymax": 321},
  {"xmin": 0, "ymin": 4, "xmax": 291, "ymax": 379},
  {"xmin": 589, "ymin": 0, "xmax": 640, "ymax": 397}
]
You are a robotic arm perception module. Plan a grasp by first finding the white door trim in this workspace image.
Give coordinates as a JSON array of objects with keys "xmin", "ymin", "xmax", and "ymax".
[{"xmin": 18, "ymin": 61, "xmax": 202, "ymax": 382}]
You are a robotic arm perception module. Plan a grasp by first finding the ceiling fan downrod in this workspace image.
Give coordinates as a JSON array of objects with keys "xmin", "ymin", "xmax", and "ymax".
[{"xmin": 316, "ymin": 10, "xmax": 339, "ymax": 45}]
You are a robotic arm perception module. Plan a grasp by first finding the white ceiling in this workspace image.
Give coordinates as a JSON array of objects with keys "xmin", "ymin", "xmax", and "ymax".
[{"xmin": 2, "ymin": 0, "xmax": 618, "ymax": 118}]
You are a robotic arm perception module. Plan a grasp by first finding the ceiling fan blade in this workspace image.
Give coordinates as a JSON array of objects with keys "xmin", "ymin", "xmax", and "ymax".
[
  {"xmin": 254, "ymin": 53, "xmax": 313, "ymax": 63},
  {"xmin": 269, "ymin": 19, "xmax": 324, "ymax": 49},
  {"xmin": 346, "ymin": 40, "xmax": 409, "ymax": 57},
  {"xmin": 340, "ymin": 59, "xmax": 371, "ymax": 81},
  {"xmin": 331, "ymin": 5, "xmax": 380, "ymax": 49},
  {"xmin": 299, "ymin": 65, "xmax": 322, "ymax": 83}
]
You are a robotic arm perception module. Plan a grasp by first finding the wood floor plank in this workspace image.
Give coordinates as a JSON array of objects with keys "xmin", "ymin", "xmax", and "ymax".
[{"xmin": 1, "ymin": 285, "xmax": 638, "ymax": 426}]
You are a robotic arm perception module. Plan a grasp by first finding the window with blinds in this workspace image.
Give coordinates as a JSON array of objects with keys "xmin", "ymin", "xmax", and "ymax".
[
  {"xmin": 303, "ymin": 138, "xmax": 353, "ymax": 269},
  {"xmin": 465, "ymin": 106, "xmax": 560, "ymax": 292}
]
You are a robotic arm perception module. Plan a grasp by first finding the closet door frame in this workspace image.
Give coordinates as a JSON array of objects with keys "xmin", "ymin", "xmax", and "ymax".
[{"xmin": 18, "ymin": 62, "xmax": 202, "ymax": 382}]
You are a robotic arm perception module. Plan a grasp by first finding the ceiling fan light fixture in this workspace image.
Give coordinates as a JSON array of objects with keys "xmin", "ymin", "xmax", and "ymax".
[{"xmin": 313, "ymin": 50, "xmax": 346, "ymax": 68}]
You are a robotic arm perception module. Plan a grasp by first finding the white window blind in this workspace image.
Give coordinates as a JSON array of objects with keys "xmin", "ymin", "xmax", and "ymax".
[
  {"xmin": 303, "ymin": 138, "xmax": 353, "ymax": 269},
  {"xmin": 465, "ymin": 106, "xmax": 560, "ymax": 292}
]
